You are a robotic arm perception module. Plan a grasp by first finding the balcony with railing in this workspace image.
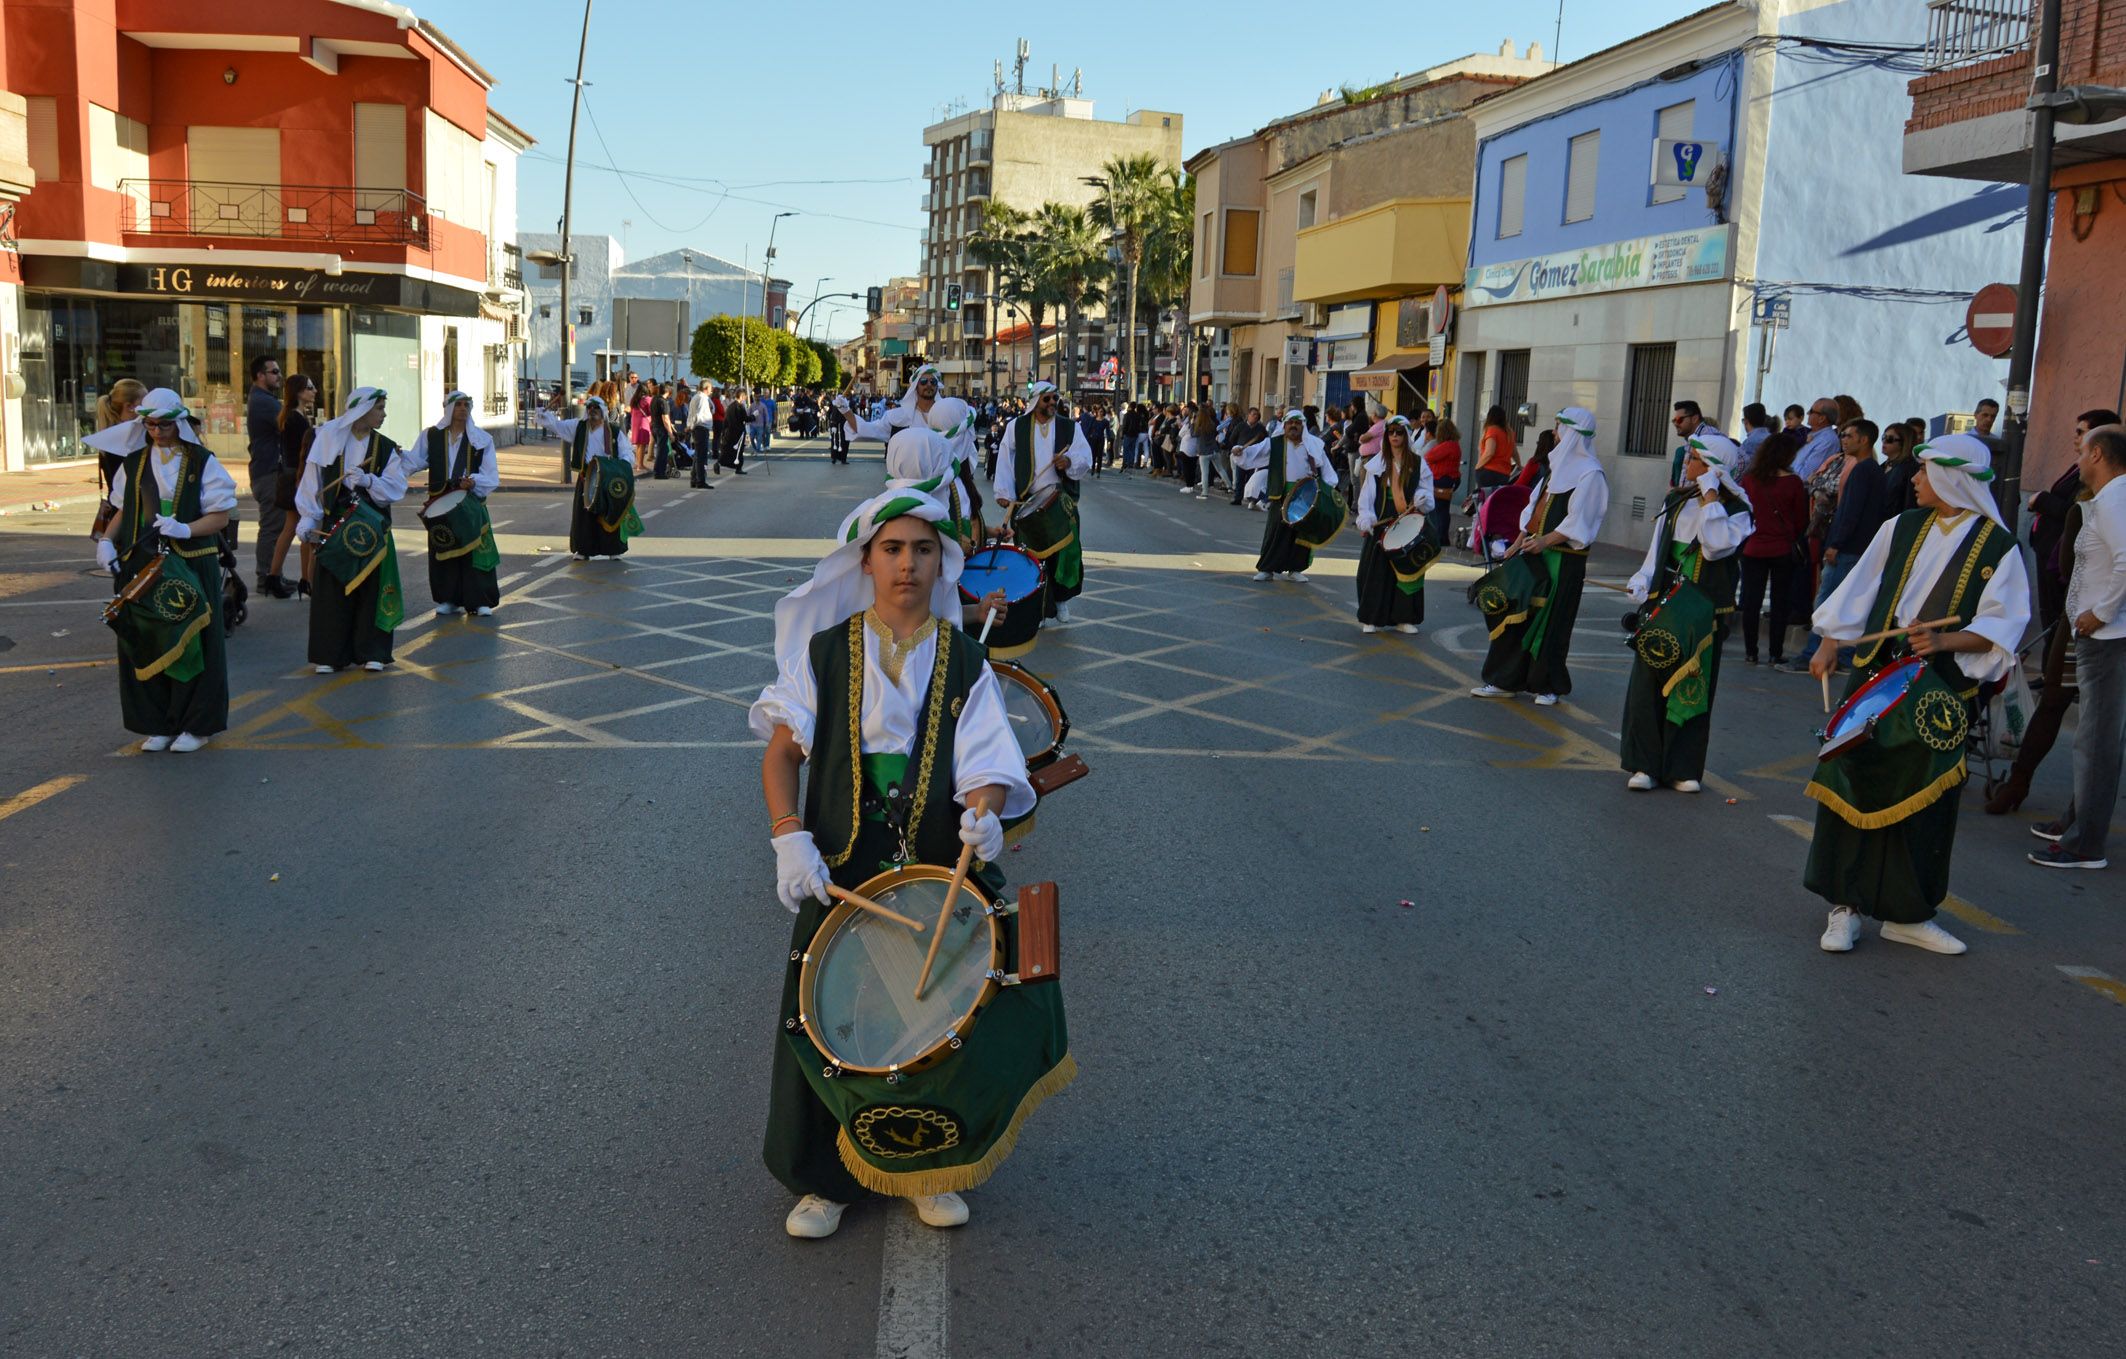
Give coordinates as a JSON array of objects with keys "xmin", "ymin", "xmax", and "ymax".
[
  {"xmin": 1922, "ymin": 0, "xmax": 2035, "ymax": 73},
  {"xmin": 118, "ymin": 180, "xmax": 432, "ymax": 247},
  {"xmin": 490, "ymin": 240, "xmax": 524, "ymax": 292},
  {"xmin": 1904, "ymin": 0, "xmax": 2126, "ymax": 181}
]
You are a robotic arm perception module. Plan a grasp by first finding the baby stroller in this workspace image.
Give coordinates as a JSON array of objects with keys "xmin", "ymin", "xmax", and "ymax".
[
  {"xmin": 1471, "ymin": 483, "xmax": 1531, "ymax": 566},
  {"xmin": 218, "ymin": 521, "xmax": 249, "ymax": 634}
]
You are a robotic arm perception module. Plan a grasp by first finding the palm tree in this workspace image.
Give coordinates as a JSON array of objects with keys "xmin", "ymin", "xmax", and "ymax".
[
  {"xmin": 969, "ymin": 201, "xmax": 1033, "ymax": 395},
  {"xmin": 1030, "ymin": 203, "xmax": 1104, "ymax": 393},
  {"xmin": 1091, "ymin": 153, "xmax": 1170, "ymax": 402},
  {"xmin": 1135, "ymin": 171, "xmax": 1195, "ymax": 403}
]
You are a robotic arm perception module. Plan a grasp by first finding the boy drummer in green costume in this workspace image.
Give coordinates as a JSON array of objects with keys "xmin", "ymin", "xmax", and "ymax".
[
  {"xmin": 1804, "ymin": 434, "xmax": 2029, "ymax": 956},
  {"xmin": 752, "ymin": 489, "xmax": 1070, "ymax": 1240},
  {"xmin": 994, "ymin": 381, "xmax": 1092, "ymax": 622}
]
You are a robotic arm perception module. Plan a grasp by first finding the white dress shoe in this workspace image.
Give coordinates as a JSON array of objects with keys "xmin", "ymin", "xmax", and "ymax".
[
  {"xmin": 1395, "ymin": 624, "xmax": 1420, "ymax": 635},
  {"xmin": 1054, "ymin": 603, "xmax": 1071, "ymax": 623},
  {"xmin": 1361, "ymin": 624, "xmax": 1379, "ymax": 634},
  {"xmin": 1288, "ymin": 572, "xmax": 1309, "ymax": 583},
  {"xmin": 1880, "ymin": 919, "xmax": 1967, "ymax": 955},
  {"xmin": 139, "ymin": 735, "xmax": 174, "ymax": 752},
  {"xmin": 435, "ymin": 604, "xmax": 461, "ymax": 616},
  {"xmin": 314, "ymin": 664, "xmax": 335, "ymax": 675},
  {"xmin": 473, "ymin": 606, "xmax": 494, "ymax": 617},
  {"xmin": 1820, "ymin": 906, "xmax": 1860, "ymax": 953},
  {"xmin": 363, "ymin": 661, "xmax": 386, "ymax": 672},
  {"xmin": 1627, "ymin": 772, "xmax": 1656, "ymax": 791},
  {"xmin": 1533, "ymin": 693, "xmax": 1560, "ymax": 707},
  {"xmin": 910, "ymin": 1191, "xmax": 968, "ymax": 1228},
  {"xmin": 169, "ymin": 732, "xmax": 208, "ymax": 753},
  {"xmin": 1252, "ymin": 571, "xmax": 1273, "ymax": 581},
  {"xmin": 784, "ymin": 1194, "xmax": 848, "ymax": 1239},
  {"xmin": 1672, "ymin": 779, "xmax": 1702, "ymax": 794},
  {"xmin": 1471, "ymin": 684, "xmax": 1511, "ymax": 698}
]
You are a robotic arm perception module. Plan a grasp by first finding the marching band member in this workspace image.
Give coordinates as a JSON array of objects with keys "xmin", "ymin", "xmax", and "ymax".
[
  {"xmin": 1805, "ymin": 434, "xmax": 2028, "ymax": 956},
  {"xmin": 752, "ymin": 489, "xmax": 1066, "ymax": 1239},
  {"xmin": 1473, "ymin": 407, "xmax": 1610, "ymax": 706},
  {"xmin": 403, "ymin": 391, "xmax": 502, "ymax": 616},
  {"xmin": 538, "ymin": 392, "xmax": 636, "ymax": 560},
  {"xmin": 295, "ymin": 387, "xmax": 406, "ymax": 673},
  {"xmin": 884, "ymin": 425, "xmax": 1008, "ymax": 631},
  {"xmin": 994, "ymin": 382, "xmax": 1092, "ymax": 622},
  {"xmin": 87, "ymin": 390, "xmax": 238, "ymax": 751},
  {"xmin": 1237, "ymin": 408, "xmax": 1337, "ymax": 583},
  {"xmin": 839, "ymin": 364, "xmax": 984, "ymax": 535},
  {"xmin": 1352, "ymin": 414, "xmax": 1433, "ymax": 633},
  {"xmin": 1619, "ymin": 432, "xmax": 1754, "ymax": 792}
]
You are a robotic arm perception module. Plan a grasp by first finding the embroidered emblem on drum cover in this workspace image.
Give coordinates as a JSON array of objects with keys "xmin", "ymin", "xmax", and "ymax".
[
  {"xmin": 343, "ymin": 521, "xmax": 379, "ymax": 556},
  {"xmin": 1673, "ymin": 671, "xmax": 1707, "ymax": 709},
  {"xmin": 1476, "ymin": 583, "xmax": 1508, "ymax": 615},
  {"xmin": 853, "ymin": 1104, "xmax": 962, "ymax": 1159},
  {"xmin": 1637, "ymin": 627, "xmax": 1682, "ymax": 670},
  {"xmin": 430, "ymin": 523, "xmax": 458, "ymax": 549},
  {"xmin": 606, "ymin": 475, "xmax": 629, "ymax": 502},
  {"xmin": 149, "ymin": 577, "xmax": 199, "ymax": 622},
  {"xmin": 1915, "ymin": 689, "xmax": 1967, "ymax": 752}
]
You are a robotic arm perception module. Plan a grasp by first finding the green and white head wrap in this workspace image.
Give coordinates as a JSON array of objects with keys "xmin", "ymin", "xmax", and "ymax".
[
  {"xmin": 82, "ymin": 386, "xmax": 198, "ymax": 456},
  {"xmin": 1547, "ymin": 406, "xmax": 1603, "ymax": 493},
  {"xmin": 306, "ymin": 386, "xmax": 388, "ymax": 468},
  {"xmin": 1685, "ymin": 431, "xmax": 1750, "ymax": 504},
  {"xmin": 769, "ymin": 488, "xmax": 966, "ymax": 666},
  {"xmin": 1915, "ymin": 432, "xmax": 2004, "ymax": 525}
]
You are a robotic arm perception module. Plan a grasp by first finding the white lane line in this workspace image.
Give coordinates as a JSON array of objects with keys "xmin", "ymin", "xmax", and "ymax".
[{"xmin": 875, "ymin": 1210, "xmax": 949, "ymax": 1359}]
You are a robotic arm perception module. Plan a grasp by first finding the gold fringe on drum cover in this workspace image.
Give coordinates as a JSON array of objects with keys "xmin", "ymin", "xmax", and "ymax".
[{"xmin": 832, "ymin": 1052, "xmax": 1079, "ymax": 1197}]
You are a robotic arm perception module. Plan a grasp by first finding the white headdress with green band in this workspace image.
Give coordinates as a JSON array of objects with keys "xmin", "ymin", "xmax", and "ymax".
[
  {"xmin": 1915, "ymin": 432, "xmax": 2003, "ymax": 525},
  {"xmin": 82, "ymin": 386, "xmax": 199, "ymax": 456},
  {"xmin": 1685, "ymin": 431, "xmax": 1750, "ymax": 504},
  {"xmin": 769, "ymin": 488, "xmax": 966, "ymax": 666},
  {"xmin": 1028, "ymin": 380, "xmax": 1058, "ymax": 398},
  {"xmin": 306, "ymin": 386, "xmax": 388, "ymax": 468},
  {"xmin": 897, "ymin": 364, "xmax": 943, "ymax": 415},
  {"xmin": 885, "ymin": 425, "xmax": 954, "ymax": 492},
  {"xmin": 1548, "ymin": 405, "xmax": 1603, "ymax": 493},
  {"xmin": 434, "ymin": 388, "xmax": 496, "ymax": 451}
]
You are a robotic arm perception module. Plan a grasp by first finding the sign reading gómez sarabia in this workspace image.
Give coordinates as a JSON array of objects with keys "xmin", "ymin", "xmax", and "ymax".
[{"xmin": 1463, "ymin": 224, "xmax": 1732, "ymax": 309}]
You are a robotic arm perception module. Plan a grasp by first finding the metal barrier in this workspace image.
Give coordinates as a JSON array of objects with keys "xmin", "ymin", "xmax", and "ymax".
[{"xmin": 1924, "ymin": 0, "xmax": 2037, "ymax": 74}]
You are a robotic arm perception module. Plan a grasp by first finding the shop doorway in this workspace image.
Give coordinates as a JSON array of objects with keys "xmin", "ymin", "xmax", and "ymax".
[{"xmin": 19, "ymin": 295, "xmax": 185, "ymax": 466}]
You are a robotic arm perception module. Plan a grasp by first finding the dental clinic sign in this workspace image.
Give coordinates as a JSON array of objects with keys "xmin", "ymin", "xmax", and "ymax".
[{"xmin": 1463, "ymin": 223, "xmax": 1732, "ymax": 309}]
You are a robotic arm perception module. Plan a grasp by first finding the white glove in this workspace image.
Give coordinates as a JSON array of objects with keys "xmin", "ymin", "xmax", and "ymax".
[
  {"xmin": 771, "ymin": 830, "xmax": 832, "ymax": 914},
  {"xmin": 152, "ymin": 514, "xmax": 192, "ymax": 540},
  {"xmin": 1627, "ymin": 578, "xmax": 1650, "ymax": 605},
  {"xmin": 959, "ymin": 807, "xmax": 1004, "ymax": 863},
  {"xmin": 1695, "ymin": 470, "xmax": 1721, "ymax": 497},
  {"xmin": 345, "ymin": 469, "xmax": 373, "ymax": 491},
  {"xmin": 833, "ymin": 395, "xmax": 851, "ymax": 414},
  {"xmin": 95, "ymin": 538, "xmax": 118, "ymax": 572},
  {"xmin": 296, "ymin": 516, "xmax": 319, "ymax": 543}
]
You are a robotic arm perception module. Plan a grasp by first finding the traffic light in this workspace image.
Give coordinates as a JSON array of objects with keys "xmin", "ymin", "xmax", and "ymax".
[
  {"xmin": 866, "ymin": 286, "xmax": 883, "ymax": 316},
  {"xmin": 945, "ymin": 283, "xmax": 962, "ymax": 312}
]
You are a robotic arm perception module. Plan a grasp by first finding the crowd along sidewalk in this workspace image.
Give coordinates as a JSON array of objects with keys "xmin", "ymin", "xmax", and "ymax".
[{"xmin": 0, "ymin": 434, "xmax": 579, "ymax": 517}]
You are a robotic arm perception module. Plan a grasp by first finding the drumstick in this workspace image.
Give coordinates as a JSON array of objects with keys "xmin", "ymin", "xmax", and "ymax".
[
  {"xmin": 1821, "ymin": 671, "xmax": 1831, "ymax": 715},
  {"xmin": 914, "ymin": 841, "xmax": 976, "ymax": 1002},
  {"xmin": 1584, "ymin": 578, "xmax": 1635, "ymax": 595},
  {"xmin": 1851, "ymin": 614, "xmax": 1962, "ymax": 645},
  {"xmin": 824, "ymin": 884, "xmax": 925, "ymax": 932},
  {"xmin": 978, "ymin": 608, "xmax": 997, "ymax": 644}
]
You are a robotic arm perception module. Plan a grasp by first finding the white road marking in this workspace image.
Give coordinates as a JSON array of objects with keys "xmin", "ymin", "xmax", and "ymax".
[{"xmin": 875, "ymin": 1210, "xmax": 949, "ymax": 1359}]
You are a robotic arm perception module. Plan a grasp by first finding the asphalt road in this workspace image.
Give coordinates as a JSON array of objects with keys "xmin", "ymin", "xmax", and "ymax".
[{"xmin": 2, "ymin": 439, "xmax": 2121, "ymax": 1358}]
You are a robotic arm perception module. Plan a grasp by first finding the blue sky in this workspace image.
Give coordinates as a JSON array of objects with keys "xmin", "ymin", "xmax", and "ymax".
[{"xmin": 420, "ymin": 0, "xmax": 1706, "ymax": 342}]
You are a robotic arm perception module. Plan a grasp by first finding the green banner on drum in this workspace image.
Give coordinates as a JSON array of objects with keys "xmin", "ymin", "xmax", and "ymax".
[
  {"xmin": 316, "ymin": 500, "xmax": 390, "ymax": 591},
  {"xmin": 1633, "ymin": 579, "xmax": 1717, "ymax": 725},
  {"xmin": 589, "ymin": 456, "xmax": 638, "ymax": 534},
  {"xmin": 110, "ymin": 551, "xmax": 212, "ymax": 683}
]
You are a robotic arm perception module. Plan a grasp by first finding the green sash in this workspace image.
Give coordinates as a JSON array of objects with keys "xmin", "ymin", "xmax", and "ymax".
[
  {"xmin": 1502, "ymin": 481, "xmax": 1579, "ymax": 657},
  {"xmin": 109, "ymin": 550, "xmax": 212, "ymax": 683},
  {"xmin": 1012, "ymin": 417, "xmax": 1081, "ymax": 591}
]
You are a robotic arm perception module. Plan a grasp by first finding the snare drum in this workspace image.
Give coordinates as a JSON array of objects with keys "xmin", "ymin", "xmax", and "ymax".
[
  {"xmin": 419, "ymin": 488, "xmax": 490, "ymax": 561},
  {"xmin": 1012, "ymin": 484, "xmax": 1076, "ymax": 563},
  {"xmin": 1817, "ymin": 656, "xmax": 1931, "ymax": 760},
  {"xmin": 1282, "ymin": 476, "xmax": 1347, "ymax": 548},
  {"xmin": 1806, "ymin": 656, "xmax": 1972, "ymax": 829},
  {"xmin": 1379, "ymin": 514, "xmax": 1440, "ymax": 584},
  {"xmin": 989, "ymin": 659, "xmax": 1068, "ymax": 771},
  {"xmin": 961, "ymin": 545, "xmax": 1045, "ymax": 655}
]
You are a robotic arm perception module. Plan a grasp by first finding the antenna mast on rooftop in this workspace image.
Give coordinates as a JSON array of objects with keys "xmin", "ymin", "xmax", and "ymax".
[{"xmin": 1014, "ymin": 38, "xmax": 1029, "ymax": 96}]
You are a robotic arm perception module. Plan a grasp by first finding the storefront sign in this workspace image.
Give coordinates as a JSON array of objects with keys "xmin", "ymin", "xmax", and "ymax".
[
  {"xmin": 20, "ymin": 255, "xmax": 482, "ymax": 317},
  {"xmin": 1463, "ymin": 224, "xmax": 1731, "ymax": 308}
]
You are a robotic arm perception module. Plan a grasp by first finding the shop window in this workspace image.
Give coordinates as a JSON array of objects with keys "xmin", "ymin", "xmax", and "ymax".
[
  {"xmin": 1497, "ymin": 154, "xmax": 1527, "ymax": 239},
  {"xmin": 1221, "ymin": 209, "xmax": 1259, "ymax": 277},
  {"xmin": 1623, "ymin": 343, "xmax": 1676, "ymax": 457},
  {"xmin": 1564, "ymin": 131, "xmax": 1599, "ymax": 225},
  {"xmin": 1652, "ymin": 101, "xmax": 1695, "ymax": 205}
]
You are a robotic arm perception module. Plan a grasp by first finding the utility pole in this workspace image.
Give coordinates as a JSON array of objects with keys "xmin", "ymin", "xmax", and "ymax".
[
  {"xmin": 2000, "ymin": 0, "xmax": 2064, "ymax": 532},
  {"xmin": 555, "ymin": 0, "xmax": 593, "ymax": 480}
]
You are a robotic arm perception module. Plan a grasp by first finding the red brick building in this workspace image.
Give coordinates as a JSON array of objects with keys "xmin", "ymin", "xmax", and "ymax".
[
  {"xmin": 0, "ymin": 0, "xmax": 530, "ymax": 470},
  {"xmin": 1907, "ymin": 0, "xmax": 2126, "ymax": 484}
]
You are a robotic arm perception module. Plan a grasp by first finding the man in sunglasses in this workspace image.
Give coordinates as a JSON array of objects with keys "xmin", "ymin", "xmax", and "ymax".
[{"xmin": 245, "ymin": 354, "xmax": 289, "ymax": 597}]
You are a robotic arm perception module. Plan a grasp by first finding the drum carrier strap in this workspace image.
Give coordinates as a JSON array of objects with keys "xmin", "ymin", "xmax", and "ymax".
[{"xmin": 833, "ymin": 616, "xmax": 956, "ymax": 868}]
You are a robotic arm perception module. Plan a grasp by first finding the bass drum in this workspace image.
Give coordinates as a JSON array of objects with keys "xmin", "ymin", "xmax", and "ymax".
[{"xmin": 990, "ymin": 659, "xmax": 1067, "ymax": 771}]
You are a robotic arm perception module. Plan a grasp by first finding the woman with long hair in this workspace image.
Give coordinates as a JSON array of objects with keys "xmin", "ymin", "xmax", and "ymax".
[
  {"xmin": 630, "ymin": 384, "xmax": 654, "ymax": 473},
  {"xmin": 1475, "ymin": 404, "xmax": 1519, "ymax": 495},
  {"xmin": 1190, "ymin": 401, "xmax": 1223, "ymax": 499},
  {"xmin": 1353, "ymin": 414, "xmax": 1434, "ymax": 634},
  {"xmin": 265, "ymin": 374, "xmax": 319, "ymax": 597},
  {"xmin": 1423, "ymin": 417, "xmax": 1463, "ymax": 548},
  {"xmin": 1736, "ymin": 430, "xmax": 1810, "ymax": 665}
]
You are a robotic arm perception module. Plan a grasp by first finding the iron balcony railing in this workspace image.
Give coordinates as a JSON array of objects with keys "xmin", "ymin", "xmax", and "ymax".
[
  {"xmin": 493, "ymin": 240, "xmax": 524, "ymax": 292},
  {"xmin": 117, "ymin": 180, "xmax": 431, "ymax": 246},
  {"xmin": 1924, "ymin": 0, "xmax": 2038, "ymax": 73}
]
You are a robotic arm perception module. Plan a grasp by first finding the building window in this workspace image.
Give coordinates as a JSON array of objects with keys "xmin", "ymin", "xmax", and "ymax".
[
  {"xmin": 1497, "ymin": 154, "xmax": 1526, "ymax": 239},
  {"xmin": 1221, "ymin": 209, "xmax": 1260, "ymax": 276},
  {"xmin": 536, "ymin": 258, "xmax": 576, "ymax": 281},
  {"xmin": 1262, "ymin": 356, "xmax": 1279, "ymax": 405},
  {"xmin": 88, "ymin": 105, "xmax": 149, "ymax": 192},
  {"xmin": 1564, "ymin": 130, "xmax": 1600, "ymax": 224},
  {"xmin": 1200, "ymin": 212, "xmax": 1213, "ymax": 278},
  {"xmin": 1297, "ymin": 187, "xmax": 1318, "ymax": 230},
  {"xmin": 25, "ymin": 96, "xmax": 60, "ymax": 182},
  {"xmin": 442, "ymin": 326, "xmax": 460, "ymax": 391},
  {"xmin": 1623, "ymin": 343, "xmax": 1676, "ymax": 457},
  {"xmin": 1651, "ymin": 100, "xmax": 1695, "ymax": 205}
]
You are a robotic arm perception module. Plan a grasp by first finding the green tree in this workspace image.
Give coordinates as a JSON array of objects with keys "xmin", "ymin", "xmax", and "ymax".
[
  {"xmin": 691, "ymin": 314, "xmax": 746, "ymax": 385},
  {"xmin": 1092, "ymin": 153, "xmax": 1172, "ymax": 402},
  {"xmin": 691, "ymin": 314, "xmax": 785, "ymax": 388},
  {"xmin": 793, "ymin": 338, "xmax": 823, "ymax": 387},
  {"xmin": 970, "ymin": 202, "xmax": 1035, "ymax": 391},
  {"xmin": 1138, "ymin": 171, "xmax": 1196, "ymax": 400},
  {"xmin": 808, "ymin": 339, "xmax": 842, "ymax": 390},
  {"xmin": 1030, "ymin": 203, "xmax": 1104, "ymax": 393}
]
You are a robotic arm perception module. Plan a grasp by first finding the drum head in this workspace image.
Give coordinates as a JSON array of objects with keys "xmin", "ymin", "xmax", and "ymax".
[
  {"xmin": 1283, "ymin": 479, "xmax": 1319, "ymax": 525},
  {"xmin": 1015, "ymin": 484, "xmax": 1059, "ymax": 519},
  {"xmin": 1381, "ymin": 515, "xmax": 1426, "ymax": 550},
  {"xmin": 961, "ymin": 545, "xmax": 1045, "ymax": 605},
  {"xmin": 804, "ymin": 868, "xmax": 1000, "ymax": 1073},
  {"xmin": 991, "ymin": 660, "xmax": 1063, "ymax": 765},
  {"xmin": 424, "ymin": 488, "xmax": 467, "ymax": 520}
]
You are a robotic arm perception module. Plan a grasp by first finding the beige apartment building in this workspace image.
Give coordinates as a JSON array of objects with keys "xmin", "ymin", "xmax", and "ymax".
[
  {"xmin": 1187, "ymin": 42, "xmax": 1551, "ymax": 417},
  {"xmin": 849, "ymin": 275, "xmax": 923, "ymax": 391},
  {"xmin": 918, "ymin": 78, "xmax": 1181, "ymax": 397}
]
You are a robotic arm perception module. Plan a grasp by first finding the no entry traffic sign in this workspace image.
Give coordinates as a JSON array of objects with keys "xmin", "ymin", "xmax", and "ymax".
[{"xmin": 1966, "ymin": 283, "xmax": 2017, "ymax": 358}]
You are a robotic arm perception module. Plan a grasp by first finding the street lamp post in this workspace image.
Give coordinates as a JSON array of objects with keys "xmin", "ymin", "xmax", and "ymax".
[
  {"xmin": 554, "ymin": 0, "xmax": 594, "ymax": 482},
  {"xmin": 764, "ymin": 211, "xmax": 797, "ymax": 325},
  {"xmin": 808, "ymin": 276, "xmax": 834, "ymax": 340},
  {"xmin": 1998, "ymin": 0, "xmax": 2065, "ymax": 529}
]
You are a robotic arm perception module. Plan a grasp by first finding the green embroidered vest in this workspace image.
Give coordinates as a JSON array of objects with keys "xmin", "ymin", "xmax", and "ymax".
[
  {"xmin": 322, "ymin": 432, "xmax": 401, "ymax": 523},
  {"xmin": 112, "ymin": 444, "xmax": 216, "ymax": 571},
  {"xmin": 569, "ymin": 418, "xmax": 622, "ymax": 472},
  {"xmin": 1851, "ymin": 508, "xmax": 2015, "ymax": 686},
  {"xmin": 426, "ymin": 428, "xmax": 486, "ymax": 492},
  {"xmin": 1649, "ymin": 486, "xmax": 1749, "ymax": 613}
]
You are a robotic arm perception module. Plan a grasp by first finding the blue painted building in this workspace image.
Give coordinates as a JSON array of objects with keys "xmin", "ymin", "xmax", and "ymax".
[{"xmin": 1456, "ymin": 0, "xmax": 2020, "ymax": 549}]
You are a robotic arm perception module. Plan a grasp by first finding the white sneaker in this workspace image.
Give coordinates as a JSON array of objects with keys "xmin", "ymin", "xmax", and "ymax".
[
  {"xmin": 314, "ymin": 664, "xmax": 335, "ymax": 675},
  {"xmin": 1288, "ymin": 572, "xmax": 1309, "ymax": 583},
  {"xmin": 169, "ymin": 732, "xmax": 209, "ymax": 753},
  {"xmin": 1361, "ymin": 624, "xmax": 1379, "ymax": 634},
  {"xmin": 140, "ymin": 735, "xmax": 173, "ymax": 752},
  {"xmin": 1195, "ymin": 492, "xmax": 1208, "ymax": 500},
  {"xmin": 1533, "ymin": 693, "xmax": 1560, "ymax": 707},
  {"xmin": 910, "ymin": 1191, "xmax": 969, "ymax": 1228},
  {"xmin": 435, "ymin": 604, "xmax": 461, "ymax": 616},
  {"xmin": 784, "ymin": 1194, "xmax": 848, "ymax": 1239},
  {"xmin": 1252, "ymin": 571, "xmax": 1273, "ymax": 581},
  {"xmin": 1820, "ymin": 906, "xmax": 1860, "ymax": 953},
  {"xmin": 1627, "ymin": 772, "xmax": 1656, "ymax": 791},
  {"xmin": 363, "ymin": 661, "xmax": 386, "ymax": 672},
  {"xmin": 473, "ymin": 606, "xmax": 494, "ymax": 617},
  {"xmin": 1471, "ymin": 684, "xmax": 1511, "ymax": 698},
  {"xmin": 1672, "ymin": 779, "xmax": 1702, "ymax": 794},
  {"xmin": 1177, "ymin": 483, "xmax": 1193, "ymax": 493},
  {"xmin": 1395, "ymin": 624, "xmax": 1420, "ymax": 635},
  {"xmin": 1054, "ymin": 603, "xmax": 1071, "ymax": 623},
  {"xmin": 1880, "ymin": 919, "xmax": 1967, "ymax": 955}
]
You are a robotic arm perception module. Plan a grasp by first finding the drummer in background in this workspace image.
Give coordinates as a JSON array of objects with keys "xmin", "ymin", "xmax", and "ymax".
[
  {"xmin": 751, "ymin": 488, "xmax": 1059, "ymax": 1240},
  {"xmin": 1237, "ymin": 408, "xmax": 1337, "ymax": 583},
  {"xmin": 87, "ymin": 390, "xmax": 238, "ymax": 752},
  {"xmin": 537, "ymin": 391, "xmax": 629, "ymax": 560},
  {"xmin": 994, "ymin": 381, "xmax": 1092, "ymax": 622},
  {"xmin": 1472, "ymin": 407, "xmax": 1610, "ymax": 707},
  {"xmin": 883, "ymin": 425, "xmax": 1006, "ymax": 630},
  {"xmin": 838, "ymin": 363, "xmax": 984, "ymax": 527},
  {"xmin": 403, "ymin": 390, "xmax": 502, "ymax": 616},
  {"xmin": 1805, "ymin": 434, "xmax": 2028, "ymax": 956},
  {"xmin": 1353, "ymin": 414, "xmax": 1433, "ymax": 633},
  {"xmin": 295, "ymin": 387, "xmax": 406, "ymax": 673},
  {"xmin": 1620, "ymin": 432, "xmax": 1754, "ymax": 792}
]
